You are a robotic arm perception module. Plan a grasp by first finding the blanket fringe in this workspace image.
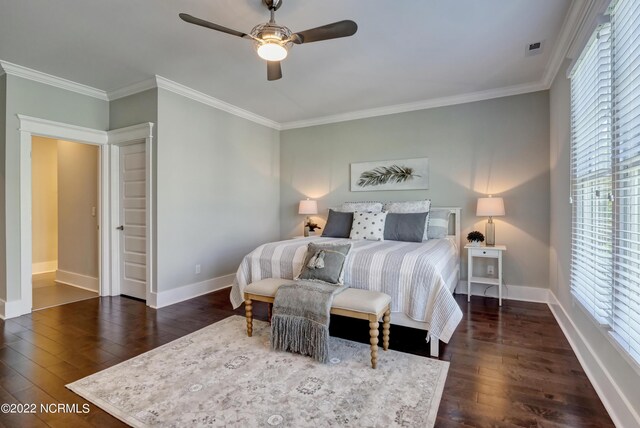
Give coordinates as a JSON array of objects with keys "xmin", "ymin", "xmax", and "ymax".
[{"xmin": 271, "ymin": 314, "xmax": 329, "ymax": 363}]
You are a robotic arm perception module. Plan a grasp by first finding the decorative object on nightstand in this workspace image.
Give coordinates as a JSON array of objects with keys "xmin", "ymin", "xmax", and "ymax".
[
  {"xmin": 298, "ymin": 198, "xmax": 319, "ymax": 237},
  {"xmin": 476, "ymin": 196, "xmax": 505, "ymax": 246},
  {"xmin": 466, "ymin": 231, "xmax": 485, "ymax": 247},
  {"xmin": 465, "ymin": 244, "xmax": 506, "ymax": 306}
]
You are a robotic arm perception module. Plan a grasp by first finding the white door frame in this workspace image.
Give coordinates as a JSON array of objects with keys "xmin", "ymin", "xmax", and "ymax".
[
  {"xmin": 16, "ymin": 115, "xmax": 154, "ymax": 316},
  {"xmin": 107, "ymin": 124, "xmax": 155, "ymax": 301}
]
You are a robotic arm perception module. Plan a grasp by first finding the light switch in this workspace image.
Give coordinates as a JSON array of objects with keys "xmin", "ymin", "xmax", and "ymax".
[{"xmin": 91, "ymin": 206, "xmax": 96, "ymax": 217}]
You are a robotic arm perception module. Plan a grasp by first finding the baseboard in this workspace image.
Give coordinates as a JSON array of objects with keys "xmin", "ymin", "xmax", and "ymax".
[
  {"xmin": 148, "ymin": 274, "xmax": 234, "ymax": 309},
  {"xmin": 32, "ymin": 260, "xmax": 58, "ymax": 274},
  {"xmin": 455, "ymin": 281, "xmax": 549, "ymax": 303},
  {"xmin": 55, "ymin": 270, "xmax": 99, "ymax": 292},
  {"xmin": 0, "ymin": 298, "xmax": 31, "ymax": 320},
  {"xmin": 547, "ymin": 292, "xmax": 640, "ymax": 428}
]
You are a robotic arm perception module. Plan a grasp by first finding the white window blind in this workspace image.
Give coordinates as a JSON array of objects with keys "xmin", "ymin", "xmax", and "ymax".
[
  {"xmin": 611, "ymin": 0, "xmax": 640, "ymax": 362},
  {"xmin": 570, "ymin": 23, "xmax": 613, "ymax": 326},
  {"xmin": 570, "ymin": 0, "xmax": 640, "ymax": 365}
]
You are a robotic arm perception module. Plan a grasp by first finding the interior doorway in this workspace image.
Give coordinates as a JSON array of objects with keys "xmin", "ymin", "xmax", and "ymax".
[{"xmin": 31, "ymin": 136, "xmax": 99, "ymax": 310}]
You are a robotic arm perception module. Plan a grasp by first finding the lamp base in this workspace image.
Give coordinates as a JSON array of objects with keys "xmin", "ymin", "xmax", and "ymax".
[
  {"xmin": 485, "ymin": 219, "xmax": 495, "ymax": 246},
  {"xmin": 303, "ymin": 216, "xmax": 310, "ymax": 237}
]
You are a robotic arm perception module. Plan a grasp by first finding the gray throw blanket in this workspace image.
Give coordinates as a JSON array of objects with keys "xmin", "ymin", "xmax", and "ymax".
[{"xmin": 271, "ymin": 281, "xmax": 346, "ymax": 363}]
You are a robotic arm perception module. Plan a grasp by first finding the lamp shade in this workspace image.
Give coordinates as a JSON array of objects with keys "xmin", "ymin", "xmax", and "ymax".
[
  {"xmin": 476, "ymin": 197, "xmax": 505, "ymax": 217},
  {"xmin": 298, "ymin": 199, "xmax": 318, "ymax": 215}
]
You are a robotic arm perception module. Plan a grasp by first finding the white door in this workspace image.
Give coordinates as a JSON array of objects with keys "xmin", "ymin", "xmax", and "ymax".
[{"xmin": 119, "ymin": 143, "xmax": 147, "ymax": 300}]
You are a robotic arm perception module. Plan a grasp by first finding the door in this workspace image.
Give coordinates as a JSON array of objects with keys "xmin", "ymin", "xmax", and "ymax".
[{"xmin": 119, "ymin": 143, "xmax": 147, "ymax": 299}]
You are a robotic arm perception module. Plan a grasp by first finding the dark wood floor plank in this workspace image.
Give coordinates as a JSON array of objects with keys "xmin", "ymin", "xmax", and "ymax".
[{"xmin": 0, "ymin": 291, "xmax": 613, "ymax": 427}]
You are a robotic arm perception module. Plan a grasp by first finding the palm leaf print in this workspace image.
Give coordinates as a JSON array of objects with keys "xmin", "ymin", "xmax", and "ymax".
[{"xmin": 357, "ymin": 165, "xmax": 420, "ymax": 187}]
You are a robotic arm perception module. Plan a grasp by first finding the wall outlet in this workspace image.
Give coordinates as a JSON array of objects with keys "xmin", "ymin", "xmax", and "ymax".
[
  {"xmin": 487, "ymin": 265, "xmax": 495, "ymax": 275},
  {"xmin": 195, "ymin": 264, "xmax": 201, "ymax": 274},
  {"xmin": 91, "ymin": 206, "xmax": 96, "ymax": 217}
]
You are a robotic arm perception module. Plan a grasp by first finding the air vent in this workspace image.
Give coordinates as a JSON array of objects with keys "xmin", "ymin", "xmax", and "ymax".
[{"xmin": 525, "ymin": 40, "xmax": 545, "ymax": 57}]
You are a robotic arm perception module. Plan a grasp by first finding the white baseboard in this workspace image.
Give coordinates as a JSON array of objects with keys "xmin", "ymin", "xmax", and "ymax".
[
  {"xmin": 455, "ymin": 280, "xmax": 549, "ymax": 303},
  {"xmin": 32, "ymin": 260, "xmax": 58, "ymax": 274},
  {"xmin": 55, "ymin": 270, "xmax": 99, "ymax": 292},
  {"xmin": 547, "ymin": 292, "xmax": 640, "ymax": 428},
  {"xmin": 148, "ymin": 274, "xmax": 234, "ymax": 309},
  {"xmin": 0, "ymin": 298, "xmax": 31, "ymax": 320}
]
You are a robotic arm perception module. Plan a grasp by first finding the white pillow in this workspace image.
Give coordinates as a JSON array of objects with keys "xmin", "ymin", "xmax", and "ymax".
[
  {"xmin": 383, "ymin": 200, "xmax": 431, "ymax": 241},
  {"xmin": 350, "ymin": 211, "xmax": 387, "ymax": 241},
  {"xmin": 341, "ymin": 201, "xmax": 383, "ymax": 213}
]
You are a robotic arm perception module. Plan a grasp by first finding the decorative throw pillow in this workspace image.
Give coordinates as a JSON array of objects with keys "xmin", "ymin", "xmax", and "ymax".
[
  {"xmin": 340, "ymin": 201, "xmax": 383, "ymax": 213},
  {"xmin": 322, "ymin": 209, "xmax": 354, "ymax": 238},
  {"xmin": 349, "ymin": 211, "xmax": 387, "ymax": 241},
  {"xmin": 383, "ymin": 199, "xmax": 431, "ymax": 241},
  {"xmin": 427, "ymin": 209, "xmax": 451, "ymax": 239},
  {"xmin": 296, "ymin": 242, "xmax": 352, "ymax": 285},
  {"xmin": 384, "ymin": 212, "xmax": 428, "ymax": 242}
]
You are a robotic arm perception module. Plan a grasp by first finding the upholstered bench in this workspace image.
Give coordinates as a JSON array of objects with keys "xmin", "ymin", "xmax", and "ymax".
[{"xmin": 244, "ymin": 278, "xmax": 391, "ymax": 369}]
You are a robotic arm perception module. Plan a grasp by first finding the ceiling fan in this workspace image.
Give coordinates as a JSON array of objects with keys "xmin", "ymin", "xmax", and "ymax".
[{"xmin": 179, "ymin": 0, "xmax": 358, "ymax": 81}]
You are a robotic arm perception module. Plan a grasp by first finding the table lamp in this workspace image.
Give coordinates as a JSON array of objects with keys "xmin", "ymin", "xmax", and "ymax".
[
  {"xmin": 476, "ymin": 196, "xmax": 505, "ymax": 246},
  {"xmin": 298, "ymin": 198, "xmax": 318, "ymax": 237}
]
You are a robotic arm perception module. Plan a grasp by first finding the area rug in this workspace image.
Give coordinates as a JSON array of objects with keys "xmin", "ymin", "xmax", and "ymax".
[{"xmin": 67, "ymin": 316, "xmax": 448, "ymax": 427}]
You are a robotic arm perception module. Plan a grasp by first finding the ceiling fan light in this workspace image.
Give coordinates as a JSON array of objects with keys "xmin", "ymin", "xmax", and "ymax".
[{"xmin": 257, "ymin": 42, "xmax": 288, "ymax": 61}]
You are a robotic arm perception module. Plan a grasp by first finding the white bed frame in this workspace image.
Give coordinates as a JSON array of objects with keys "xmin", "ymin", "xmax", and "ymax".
[{"xmin": 386, "ymin": 206, "xmax": 461, "ymax": 357}]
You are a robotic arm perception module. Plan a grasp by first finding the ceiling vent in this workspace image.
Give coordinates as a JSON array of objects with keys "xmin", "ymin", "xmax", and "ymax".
[{"xmin": 525, "ymin": 40, "xmax": 545, "ymax": 57}]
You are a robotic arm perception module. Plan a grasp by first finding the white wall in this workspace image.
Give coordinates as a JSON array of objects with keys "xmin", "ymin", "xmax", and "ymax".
[
  {"xmin": 280, "ymin": 92, "xmax": 551, "ymax": 290},
  {"xmin": 31, "ymin": 136, "xmax": 58, "ymax": 273},
  {"xmin": 549, "ymin": 59, "xmax": 640, "ymax": 427},
  {"xmin": 56, "ymin": 140, "xmax": 99, "ymax": 287},
  {"xmin": 155, "ymin": 88, "xmax": 280, "ymax": 293}
]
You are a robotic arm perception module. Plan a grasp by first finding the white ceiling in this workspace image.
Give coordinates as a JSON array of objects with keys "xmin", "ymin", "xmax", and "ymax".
[{"xmin": 0, "ymin": 0, "xmax": 572, "ymax": 124}]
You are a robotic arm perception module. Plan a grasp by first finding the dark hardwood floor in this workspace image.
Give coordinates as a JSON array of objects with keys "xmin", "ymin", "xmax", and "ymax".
[{"xmin": 0, "ymin": 291, "xmax": 613, "ymax": 427}]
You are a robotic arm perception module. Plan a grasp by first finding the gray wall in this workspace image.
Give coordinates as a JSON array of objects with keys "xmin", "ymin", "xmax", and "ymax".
[
  {"xmin": 155, "ymin": 88, "xmax": 280, "ymax": 292},
  {"xmin": 549, "ymin": 60, "xmax": 640, "ymax": 425},
  {"xmin": 3, "ymin": 75, "xmax": 108, "ymax": 302},
  {"xmin": 57, "ymin": 140, "xmax": 99, "ymax": 282},
  {"xmin": 281, "ymin": 92, "xmax": 550, "ymax": 289},
  {"xmin": 0, "ymin": 74, "xmax": 6, "ymax": 301}
]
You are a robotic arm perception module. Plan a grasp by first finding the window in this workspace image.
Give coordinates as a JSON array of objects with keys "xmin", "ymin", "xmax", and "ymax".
[{"xmin": 570, "ymin": 0, "xmax": 640, "ymax": 363}]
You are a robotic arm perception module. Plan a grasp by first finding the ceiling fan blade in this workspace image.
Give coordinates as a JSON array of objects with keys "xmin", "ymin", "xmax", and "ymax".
[
  {"xmin": 179, "ymin": 13, "xmax": 248, "ymax": 39},
  {"xmin": 292, "ymin": 20, "xmax": 357, "ymax": 44},
  {"xmin": 267, "ymin": 61, "xmax": 282, "ymax": 81}
]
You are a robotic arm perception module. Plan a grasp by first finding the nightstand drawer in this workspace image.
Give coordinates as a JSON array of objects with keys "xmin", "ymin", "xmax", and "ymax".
[{"xmin": 471, "ymin": 248, "xmax": 500, "ymax": 258}]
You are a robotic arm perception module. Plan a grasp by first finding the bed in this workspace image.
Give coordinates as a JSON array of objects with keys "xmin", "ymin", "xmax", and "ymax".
[{"xmin": 229, "ymin": 207, "xmax": 463, "ymax": 357}]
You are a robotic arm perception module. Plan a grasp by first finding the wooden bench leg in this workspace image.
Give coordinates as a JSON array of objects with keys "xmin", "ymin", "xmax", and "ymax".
[
  {"xmin": 369, "ymin": 320, "xmax": 379, "ymax": 369},
  {"xmin": 268, "ymin": 303, "xmax": 272, "ymax": 323},
  {"xmin": 245, "ymin": 299, "xmax": 253, "ymax": 337},
  {"xmin": 382, "ymin": 308, "xmax": 390, "ymax": 351}
]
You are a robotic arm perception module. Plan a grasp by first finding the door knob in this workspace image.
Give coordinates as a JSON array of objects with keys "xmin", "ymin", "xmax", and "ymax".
[{"xmin": 116, "ymin": 225, "xmax": 124, "ymax": 231}]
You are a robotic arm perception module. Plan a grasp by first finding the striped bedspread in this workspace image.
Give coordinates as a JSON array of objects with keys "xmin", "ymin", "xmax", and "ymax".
[{"xmin": 230, "ymin": 237, "xmax": 463, "ymax": 343}]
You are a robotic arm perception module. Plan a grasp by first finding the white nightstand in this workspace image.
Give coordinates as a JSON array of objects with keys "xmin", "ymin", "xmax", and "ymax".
[{"xmin": 465, "ymin": 244, "xmax": 506, "ymax": 306}]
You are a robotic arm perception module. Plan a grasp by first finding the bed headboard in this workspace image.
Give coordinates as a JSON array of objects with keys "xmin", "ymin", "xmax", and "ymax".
[{"xmin": 433, "ymin": 206, "xmax": 462, "ymax": 256}]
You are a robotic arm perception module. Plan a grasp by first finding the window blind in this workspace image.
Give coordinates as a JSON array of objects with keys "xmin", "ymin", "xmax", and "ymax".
[
  {"xmin": 611, "ymin": 0, "xmax": 640, "ymax": 362},
  {"xmin": 570, "ymin": 23, "xmax": 613, "ymax": 325}
]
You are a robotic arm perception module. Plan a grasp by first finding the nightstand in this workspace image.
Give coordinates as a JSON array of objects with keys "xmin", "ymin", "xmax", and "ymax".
[{"xmin": 465, "ymin": 244, "xmax": 506, "ymax": 306}]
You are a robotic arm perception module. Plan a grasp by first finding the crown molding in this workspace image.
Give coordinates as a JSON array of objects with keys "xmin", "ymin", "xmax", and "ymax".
[
  {"xmin": 0, "ymin": 60, "xmax": 108, "ymax": 101},
  {"xmin": 154, "ymin": 75, "xmax": 281, "ymax": 130},
  {"xmin": 542, "ymin": 0, "xmax": 610, "ymax": 87},
  {"xmin": 279, "ymin": 80, "xmax": 548, "ymax": 130},
  {"xmin": 107, "ymin": 77, "xmax": 157, "ymax": 101}
]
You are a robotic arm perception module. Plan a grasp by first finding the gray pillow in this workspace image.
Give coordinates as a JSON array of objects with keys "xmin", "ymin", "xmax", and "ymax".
[
  {"xmin": 384, "ymin": 212, "xmax": 428, "ymax": 242},
  {"xmin": 322, "ymin": 209, "xmax": 354, "ymax": 238},
  {"xmin": 296, "ymin": 243, "xmax": 352, "ymax": 285},
  {"xmin": 427, "ymin": 209, "xmax": 451, "ymax": 239}
]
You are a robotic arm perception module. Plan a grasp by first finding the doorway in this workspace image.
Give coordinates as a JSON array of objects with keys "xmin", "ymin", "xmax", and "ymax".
[
  {"xmin": 31, "ymin": 136, "xmax": 99, "ymax": 310},
  {"xmin": 13, "ymin": 115, "xmax": 155, "ymax": 318}
]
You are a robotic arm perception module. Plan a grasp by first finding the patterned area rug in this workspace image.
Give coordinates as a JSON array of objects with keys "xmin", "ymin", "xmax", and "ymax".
[{"xmin": 67, "ymin": 316, "xmax": 448, "ymax": 427}]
